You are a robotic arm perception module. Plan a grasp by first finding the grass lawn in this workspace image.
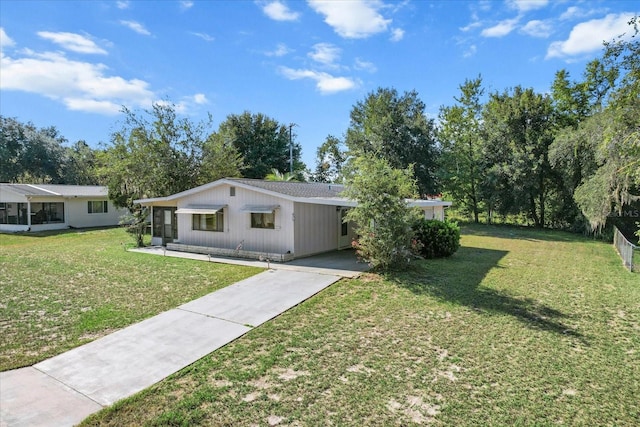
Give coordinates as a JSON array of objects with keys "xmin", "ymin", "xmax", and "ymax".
[
  {"xmin": 80, "ymin": 224, "xmax": 640, "ymax": 426},
  {"xmin": 0, "ymin": 227, "xmax": 262, "ymax": 371}
]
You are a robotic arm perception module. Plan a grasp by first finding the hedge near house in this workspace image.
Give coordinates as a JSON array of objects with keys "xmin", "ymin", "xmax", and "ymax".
[{"xmin": 413, "ymin": 219, "xmax": 461, "ymax": 258}]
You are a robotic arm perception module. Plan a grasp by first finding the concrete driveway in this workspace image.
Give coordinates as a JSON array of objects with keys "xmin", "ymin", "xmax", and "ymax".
[{"xmin": 1, "ymin": 269, "xmax": 345, "ymax": 427}]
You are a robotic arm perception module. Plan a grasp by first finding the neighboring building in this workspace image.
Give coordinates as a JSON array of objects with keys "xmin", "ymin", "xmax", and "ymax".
[
  {"xmin": 135, "ymin": 178, "xmax": 452, "ymax": 261},
  {"xmin": 0, "ymin": 184, "xmax": 126, "ymax": 232}
]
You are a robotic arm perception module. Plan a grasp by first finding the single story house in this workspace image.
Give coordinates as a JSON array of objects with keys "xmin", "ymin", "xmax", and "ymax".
[
  {"xmin": 135, "ymin": 178, "xmax": 452, "ymax": 261},
  {"xmin": 0, "ymin": 184, "xmax": 127, "ymax": 232}
]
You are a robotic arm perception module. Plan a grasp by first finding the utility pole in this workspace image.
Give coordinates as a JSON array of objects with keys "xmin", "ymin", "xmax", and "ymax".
[{"xmin": 288, "ymin": 123, "xmax": 297, "ymax": 175}]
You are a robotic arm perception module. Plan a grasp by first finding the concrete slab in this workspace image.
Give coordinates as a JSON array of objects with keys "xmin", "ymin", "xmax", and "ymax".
[
  {"xmin": 180, "ymin": 269, "xmax": 339, "ymax": 326},
  {"xmin": 130, "ymin": 247, "xmax": 368, "ymax": 278},
  {"xmin": 0, "ymin": 367, "xmax": 102, "ymax": 427},
  {"xmin": 35, "ymin": 309, "xmax": 250, "ymax": 406}
]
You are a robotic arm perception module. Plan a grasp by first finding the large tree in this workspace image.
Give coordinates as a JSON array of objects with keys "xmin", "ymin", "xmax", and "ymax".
[
  {"xmin": 438, "ymin": 76, "xmax": 485, "ymax": 222},
  {"xmin": 312, "ymin": 135, "xmax": 345, "ymax": 183},
  {"xmin": 551, "ymin": 17, "xmax": 639, "ymax": 232},
  {"xmin": 0, "ymin": 117, "xmax": 67, "ymax": 183},
  {"xmin": 216, "ymin": 111, "xmax": 303, "ymax": 179},
  {"xmin": 62, "ymin": 140, "xmax": 102, "ymax": 185},
  {"xmin": 200, "ymin": 132, "xmax": 244, "ymax": 182},
  {"xmin": 345, "ymin": 87, "xmax": 439, "ymax": 196},
  {"xmin": 482, "ymin": 87, "xmax": 556, "ymax": 227},
  {"xmin": 101, "ymin": 102, "xmax": 213, "ymax": 245}
]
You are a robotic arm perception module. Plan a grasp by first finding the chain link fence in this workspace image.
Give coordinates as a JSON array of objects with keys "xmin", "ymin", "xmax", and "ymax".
[{"xmin": 614, "ymin": 227, "xmax": 638, "ymax": 272}]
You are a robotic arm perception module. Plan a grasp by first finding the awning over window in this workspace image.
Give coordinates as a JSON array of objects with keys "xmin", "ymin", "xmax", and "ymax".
[
  {"xmin": 240, "ymin": 204, "xmax": 280, "ymax": 213},
  {"xmin": 175, "ymin": 205, "xmax": 226, "ymax": 214}
]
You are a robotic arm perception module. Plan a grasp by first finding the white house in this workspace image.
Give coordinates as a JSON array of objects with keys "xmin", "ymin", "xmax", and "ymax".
[
  {"xmin": 0, "ymin": 184, "xmax": 126, "ymax": 232},
  {"xmin": 135, "ymin": 178, "xmax": 452, "ymax": 261}
]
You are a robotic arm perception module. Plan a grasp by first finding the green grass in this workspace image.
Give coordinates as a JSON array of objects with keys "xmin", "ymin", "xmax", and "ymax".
[
  {"xmin": 0, "ymin": 228, "xmax": 262, "ymax": 371},
  {"xmin": 80, "ymin": 224, "xmax": 640, "ymax": 426}
]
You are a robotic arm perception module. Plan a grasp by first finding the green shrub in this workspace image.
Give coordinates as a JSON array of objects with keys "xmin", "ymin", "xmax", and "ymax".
[{"xmin": 413, "ymin": 218, "xmax": 460, "ymax": 258}]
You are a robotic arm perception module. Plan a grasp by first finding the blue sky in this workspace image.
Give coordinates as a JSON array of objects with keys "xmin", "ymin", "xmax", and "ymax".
[{"xmin": 1, "ymin": 1, "xmax": 637, "ymax": 170}]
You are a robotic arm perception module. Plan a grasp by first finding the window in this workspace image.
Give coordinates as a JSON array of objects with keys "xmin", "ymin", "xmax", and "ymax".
[
  {"xmin": 0, "ymin": 203, "xmax": 28, "ymax": 225},
  {"xmin": 30, "ymin": 202, "xmax": 64, "ymax": 224},
  {"xmin": 251, "ymin": 212, "xmax": 275, "ymax": 229},
  {"xmin": 88, "ymin": 200, "xmax": 108, "ymax": 214},
  {"xmin": 192, "ymin": 212, "xmax": 223, "ymax": 232},
  {"xmin": 153, "ymin": 207, "xmax": 163, "ymax": 237},
  {"xmin": 341, "ymin": 209, "xmax": 348, "ymax": 236}
]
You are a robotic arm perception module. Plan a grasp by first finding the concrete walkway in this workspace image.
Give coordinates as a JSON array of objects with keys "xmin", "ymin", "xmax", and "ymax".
[{"xmin": 1, "ymin": 268, "xmax": 345, "ymax": 427}]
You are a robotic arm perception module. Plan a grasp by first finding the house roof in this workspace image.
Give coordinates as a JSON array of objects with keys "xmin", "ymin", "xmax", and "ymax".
[
  {"xmin": 0, "ymin": 184, "xmax": 108, "ymax": 198},
  {"xmin": 135, "ymin": 178, "xmax": 452, "ymax": 208},
  {"xmin": 228, "ymin": 179, "xmax": 345, "ymax": 198}
]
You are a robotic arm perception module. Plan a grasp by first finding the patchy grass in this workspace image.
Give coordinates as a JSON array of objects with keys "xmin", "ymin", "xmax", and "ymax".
[
  {"xmin": 82, "ymin": 224, "xmax": 640, "ymax": 426},
  {"xmin": 0, "ymin": 228, "xmax": 262, "ymax": 371}
]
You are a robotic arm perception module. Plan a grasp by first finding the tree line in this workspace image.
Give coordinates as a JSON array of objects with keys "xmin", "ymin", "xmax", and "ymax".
[
  {"xmin": 2, "ymin": 18, "xmax": 637, "ymax": 238},
  {"xmin": 314, "ymin": 18, "xmax": 638, "ymax": 239}
]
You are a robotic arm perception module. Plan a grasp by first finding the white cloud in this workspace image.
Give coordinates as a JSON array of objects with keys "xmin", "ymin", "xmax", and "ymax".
[
  {"xmin": 116, "ymin": 1, "xmax": 130, "ymax": 9},
  {"xmin": 481, "ymin": 17, "xmax": 520, "ymax": 37},
  {"xmin": 308, "ymin": 42, "xmax": 341, "ymax": 66},
  {"xmin": 279, "ymin": 66, "xmax": 357, "ymax": 94},
  {"xmin": 37, "ymin": 31, "xmax": 107, "ymax": 55},
  {"xmin": 463, "ymin": 44, "xmax": 477, "ymax": 58},
  {"xmin": 120, "ymin": 20, "xmax": 151, "ymax": 36},
  {"xmin": 390, "ymin": 28, "xmax": 404, "ymax": 42},
  {"xmin": 354, "ymin": 58, "xmax": 377, "ymax": 73},
  {"xmin": 559, "ymin": 6, "xmax": 604, "ymax": 21},
  {"xmin": 520, "ymin": 20, "xmax": 552, "ymax": 38},
  {"xmin": 308, "ymin": 0, "xmax": 391, "ymax": 39},
  {"xmin": 191, "ymin": 32, "xmax": 214, "ymax": 42},
  {"xmin": 180, "ymin": 1, "xmax": 194, "ymax": 10},
  {"xmin": 546, "ymin": 13, "xmax": 636, "ymax": 59},
  {"xmin": 192, "ymin": 93, "xmax": 208, "ymax": 104},
  {"xmin": 0, "ymin": 49, "xmax": 155, "ymax": 115},
  {"xmin": 1, "ymin": 27, "xmax": 15, "ymax": 48},
  {"xmin": 265, "ymin": 43, "xmax": 292, "ymax": 57},
  {"xmin": 262, "ymin": 1, "xmax": 300, "ymax": 21},
  {"xmin": 560, "ymin": 6, "xmax": 580, "ymax": 21},
  {"xmin": 460, "ymin": 12, "xmax": 482, "ymax": 32},
  {"xmin": 507, "ymin": 0, "xmax": 548, "ymax": 13}
]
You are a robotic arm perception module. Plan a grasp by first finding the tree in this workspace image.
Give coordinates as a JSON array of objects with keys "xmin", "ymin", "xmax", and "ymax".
[
  {"xmin": 101, "ymin": 102, "xmax": 213, "ymax": 246},
  {"xmin": 313, "ymin": 135, "xmax": 345, "ymax": 183},
  {"xmin": 264, "ymin": 168, "xmax": 298, "ymax": 182},
  {"xmin": 482, "ymin": 87, "xmax": 556, "ymax": 227},
  {"xmin": 438, "ymin": 76, "xmax": 485, "ymax": 223},
  {"xmin": 62, "ymin": 140, "xmax": 101, "ymax": 185},
  {"xmin": 343, "ymin": 153, "xmax": 422, "ymax": 270},
  {"xmin": 554, "ymin": 17, "xmax": 639, "ymax": 232},
  {"xmin": 216, "ymin": 112, "xmax": 303, "ymax": 179},
  {"xmin": 345, "ymin": 88, "xmax": 439, "ymax": 195},
  {"xmin": 200, "ymin": 132, "xmax": 244, "ymax": 183},
  {"xmin": 0, "ymin": 116, "xmax": 25, "ymax": 182},
  {"xmin": 0, "ymin": 117, "xmax": 67, "ymax": 183}
]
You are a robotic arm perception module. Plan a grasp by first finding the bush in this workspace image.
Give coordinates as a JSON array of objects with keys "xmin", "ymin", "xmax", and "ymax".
[{"xmin": 413, "ymin": 219, "xmax": 460, "ymax": 258}]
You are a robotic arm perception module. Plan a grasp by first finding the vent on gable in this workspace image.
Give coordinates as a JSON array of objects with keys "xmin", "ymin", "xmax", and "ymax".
[{"xmin": 230, "ymin": 186, "xmax": 236, "ymax": 197}]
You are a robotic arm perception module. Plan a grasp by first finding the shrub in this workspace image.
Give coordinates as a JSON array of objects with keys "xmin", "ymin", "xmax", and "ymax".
[{"xmin": 413, "ymin": 218, "xmax": 460, "ymax": 258}]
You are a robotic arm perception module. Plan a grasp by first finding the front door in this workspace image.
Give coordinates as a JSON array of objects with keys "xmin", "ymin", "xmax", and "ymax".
[
  {"xmin": 338, "ymin": 208, "xmax": 351, "ymax": 249},
  {"xmin": 153, "ymin": 207, "xmax": 177, "ymax": 245}
]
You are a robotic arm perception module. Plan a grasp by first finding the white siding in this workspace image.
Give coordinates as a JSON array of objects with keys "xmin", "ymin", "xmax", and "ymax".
[
  {"xmin": 421, "ymin": 206, "xmax": 445, "ymax": 221},
  {"xmin": 66, "ymin": 199, "xmax": 126, "ymax": 228},
  {"xmin": 293, "ymin": 202, "xmax": 340, "ymax": 257},
  {"xmin": 176, "ymin": 184, "xmax": 296, "ymax": 255}
]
